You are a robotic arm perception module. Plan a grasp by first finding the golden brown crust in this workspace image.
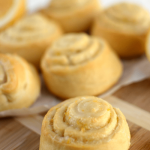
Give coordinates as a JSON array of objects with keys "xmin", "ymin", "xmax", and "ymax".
[
  {"xmin": 42, "ymin": 0, "xmax": 100, "ymax": 32},
  {"xmin": 0, "ymin": 53, "xmax": 40, "ymax": 111},
  {"xmin": 40, "ymin": 96, "xmax": 131, "ymax": 150},
  {"xmin": 0, "ymin": 13, "xmax": 63, "ymax": 68},
  {"xmin": 91, "ymin": 3, "xmax": 150, "ymax": 58},
  {"xmin": 41, "ymin": 33, "xmax": 122, "ymax": 99},
  {"xmin": 146, "ymin": 30, "xmax": 150, "ymax": 61}
]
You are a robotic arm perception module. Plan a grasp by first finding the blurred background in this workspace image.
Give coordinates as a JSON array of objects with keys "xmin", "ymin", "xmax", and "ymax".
[{"xmin": 27, "ymin": 0, "xmax": 150, "ymax": 13}]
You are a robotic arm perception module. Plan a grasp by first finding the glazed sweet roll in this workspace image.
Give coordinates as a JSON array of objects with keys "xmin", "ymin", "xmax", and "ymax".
[
  {"xmin": 0, "ymin": 13, "xmax": 63, "ymax": 67},
  {"xmin": 40, "ymin": 96, "xmax": 131, "ymax": 150},
  {"xmin": 91, "ymin": 3, "xmax": 150, "ymax": 58},
  {"xmin": 41, "ymin": 33, "xmax": 122, "ymax": 98},
  {"xmin": 42, "ymin": 0, "xmax": 100, "ymax": 32},
  {"xmin": 0, "ymin": 53, "xmax": 40, "ymax": 111}
]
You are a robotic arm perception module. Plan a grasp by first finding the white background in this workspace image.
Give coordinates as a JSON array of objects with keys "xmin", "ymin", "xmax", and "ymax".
[{"xmin": 26, "ymin": 0, "xmax": 150, "ymax": 13}]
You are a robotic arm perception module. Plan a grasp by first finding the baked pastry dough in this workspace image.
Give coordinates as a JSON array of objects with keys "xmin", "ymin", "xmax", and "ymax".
[
  {"xmin": 91, "ymin": 3, "xmax": 150, "ymax": 58},
  {"xmin": 0, "ymin": 53, "xmax": 40, "ymax": 111},
  {"xmin": 42, "ymin": 0, "xmax": 100, "ymax": 32},
  {"xmin": 146, "ymin": 31, "xmax": 150, "ymax": 61},
  {"xmin": 0, "ymin": 13, "xmax": 63, "ymax": 68},
  {"xmin": 41, "ymin": 33, "xmax": 122, "ymax": 99},
  {"xmin": 40, "ymin": 96, "xmax": 131, "ymax": 150}
]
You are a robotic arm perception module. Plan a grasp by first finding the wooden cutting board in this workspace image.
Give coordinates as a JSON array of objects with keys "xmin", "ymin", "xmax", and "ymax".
[{"xmin": 0, "ymin": 79, "xmax": 150, "ymax": 150}]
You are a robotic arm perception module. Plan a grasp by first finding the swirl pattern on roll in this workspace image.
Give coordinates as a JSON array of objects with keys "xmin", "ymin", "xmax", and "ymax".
[
  {"xmin": 41, "ymin": 33, "xmax": 122, "ymax": 98},
  {"xmin": 98, "ymin": 3, "xmax": 150, "ymax": 33},
  {"xmin": 0, "ymin": 63, "xmax": 6, "ymax": 85},
  {"xmin": 0, "ymin": 13, "xmax": 63, "ymax": 67},
  {"xmin": 40, "ymin": 96, "xmax": 130, "ymax": 150},
  {"xmin": 0, "ymin": 14, "xmax": 60, "ymax": 44},
  {"xmin": 0, "ymin": 54, "xmax": 21, "ymax": 95},
  {"xmin": 43, "ymin": 33, "xmax": 102, "ymax": 70},
  {"xmin": 0, "ymin": 53, "xmax": 40, "ymax": 111},
  {"xmin": 42, "ymin": 0, "xmax": 100, "ymax": 32}
]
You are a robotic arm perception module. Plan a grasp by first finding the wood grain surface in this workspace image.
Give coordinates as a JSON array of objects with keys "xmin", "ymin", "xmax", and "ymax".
[{"xmin": 0, "ymin": 79, "xmax": 150, "ymax": 150}]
